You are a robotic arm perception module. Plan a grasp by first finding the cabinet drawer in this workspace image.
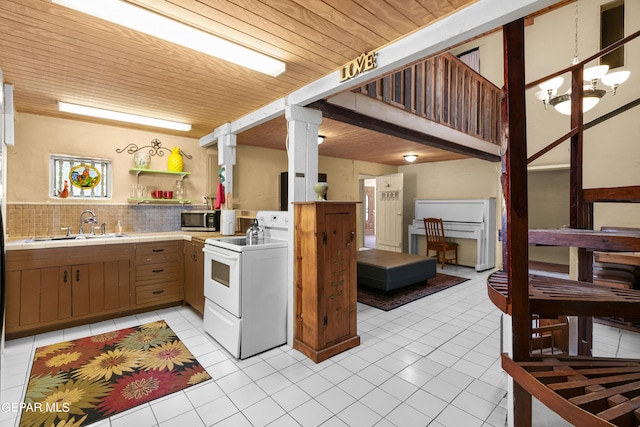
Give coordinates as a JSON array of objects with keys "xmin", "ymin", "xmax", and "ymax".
[
  {"xmin": 135, "ymin": 262, "xmax": 179, "ymax": 284},
  {"xmin": 136, "ymin": 282, "xmax": 181, "ymax": 306},
  {"xmin": 136, "ymin": 242, "xmax": 181, "ymax": 264}
]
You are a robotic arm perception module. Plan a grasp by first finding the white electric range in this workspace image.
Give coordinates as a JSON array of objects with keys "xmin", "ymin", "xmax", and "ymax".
[{"xmin": 202, "ymin": 210, "xmax": 289, "ymax": 359}]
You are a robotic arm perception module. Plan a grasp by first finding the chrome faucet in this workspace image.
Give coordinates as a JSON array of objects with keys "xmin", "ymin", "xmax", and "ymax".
[{"xmin": 79, "ymin": 210, "xmax": 97, "ymax": 235}]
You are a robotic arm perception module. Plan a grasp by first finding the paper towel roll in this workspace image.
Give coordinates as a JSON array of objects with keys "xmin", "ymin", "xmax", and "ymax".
[{"xmin": 221, "ymin": 210, "xmax": 236, "ymax": 235}]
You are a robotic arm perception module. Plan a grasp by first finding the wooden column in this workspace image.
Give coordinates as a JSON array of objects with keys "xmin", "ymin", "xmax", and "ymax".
[
  {"xmin": 503, "ymin": 19, "xmax": 532, "ymax": 427},
  {"xmin": 569, "ymin": 56, "xmax": 594, "ymax": 357}
]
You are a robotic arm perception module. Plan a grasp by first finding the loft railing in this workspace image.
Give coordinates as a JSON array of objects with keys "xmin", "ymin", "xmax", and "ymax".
[{"xmin": 354, "ymin": 53, "xmax": 502, "ymax": 146}]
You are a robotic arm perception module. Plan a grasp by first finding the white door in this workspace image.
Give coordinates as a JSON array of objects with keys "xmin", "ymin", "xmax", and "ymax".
[{"xmin": 375, "ymin": 173, "xmax": 403, "ymax": 252}]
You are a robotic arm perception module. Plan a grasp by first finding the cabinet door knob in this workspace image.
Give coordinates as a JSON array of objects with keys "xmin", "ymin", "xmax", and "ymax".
[
  {"xmin": 152, "ymin": 269, "xmax": 164, "ymax": 273},
  {"xmin": 63, "ymin": 270, "xmax": 68, "ymax": 283},
  {"xmin": 76, "ymin": 270, "xmax": 80, "ymax": 282},
  {"xmin": 346, "ymin": 231, "xmax": 355, "ymax": 247},
  {"xmin": 152, "ymin": 249, "xmax": 164, "ymax": 253},
  {"xmin": 152, "ymin": 290, "xmax": 164, "ymax": 295}
]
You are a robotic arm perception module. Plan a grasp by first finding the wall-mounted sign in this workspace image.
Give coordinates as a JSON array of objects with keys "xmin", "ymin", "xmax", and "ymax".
[{"xmin": 339, "ymin": 51, "xmax": 377, "ymax": 82}]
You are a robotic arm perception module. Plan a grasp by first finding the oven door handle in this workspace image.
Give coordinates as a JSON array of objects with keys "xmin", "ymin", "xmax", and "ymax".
[{"xmin": 203, "ymin": 247, "xmax": 239, "ymax": 261}]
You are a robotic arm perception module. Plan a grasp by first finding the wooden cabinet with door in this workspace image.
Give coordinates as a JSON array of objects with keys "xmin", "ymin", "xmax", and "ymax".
[
  {"xmin": 293, "ymin": 201, "xmax": 360, "ymax": 363},
  {"xmin": 183, "ymin": 238, "xmax": 205, "ymax": 315},
  {"xmin": 5, "ymin": 244, "xmax": 134, "ymax": 338}
]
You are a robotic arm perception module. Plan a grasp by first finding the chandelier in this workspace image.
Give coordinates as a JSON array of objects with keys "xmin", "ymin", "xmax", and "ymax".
[{"xmin": 535, "ymin": 1, "xmax": 630, "ymax": 115}]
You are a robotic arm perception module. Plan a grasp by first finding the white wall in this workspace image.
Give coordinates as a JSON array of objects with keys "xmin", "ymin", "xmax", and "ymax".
[
  {"xmin": 528, "ymin": 169, "xmax": 570, "ymax": 265},
  {"xmin": 450, "ymin": 0, "xmax": 640, "ymax": 238},
  {"xmin": 8, "ymin": 113, "xmax": 212, "ymax": 204},
  {"xmin": 400, "ymin": 158, "xmax": 502, "ymax": 267}
]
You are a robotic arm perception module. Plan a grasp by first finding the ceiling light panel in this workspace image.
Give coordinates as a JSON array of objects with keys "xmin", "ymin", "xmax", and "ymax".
[
  {"xmin": 51, "ymin": 0, "xmax": 286, "ymax": 77},
  {"xmin": 58, "ymin": 101, "xmax": 192, "ymax": 131}
]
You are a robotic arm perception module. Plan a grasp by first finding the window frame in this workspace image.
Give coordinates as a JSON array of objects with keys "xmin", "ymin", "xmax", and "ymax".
[
  {"xmin": 600, "ymin": 0, "xmax": 625, "ymax": 69},
  {"xmin": 50, "ymin": 154, "xmax": 113, "ymax": 199}
]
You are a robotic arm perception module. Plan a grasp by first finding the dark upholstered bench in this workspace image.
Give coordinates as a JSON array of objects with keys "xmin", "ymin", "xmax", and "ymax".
[{"xmin": 357, "ymin": 249, "xmax": 437, "ymax": 292}]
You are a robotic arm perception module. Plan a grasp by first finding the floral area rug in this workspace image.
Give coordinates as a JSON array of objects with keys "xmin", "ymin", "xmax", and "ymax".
[
  {"xmin": 357, "ymin": 273, "xmax": 469, "ymax": 311},
  {"xmin": 20, "ymin": 320, "xmax": 211, "ymax": 427}
]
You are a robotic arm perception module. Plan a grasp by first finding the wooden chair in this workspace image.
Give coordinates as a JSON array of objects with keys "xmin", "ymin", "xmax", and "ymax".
[
  {"xmin": 423, "ymin": 217, "xmax": 458, "ymax": 269},
  {"xmin": 530, "ymin": 315, "xmax": 569, "ymax": 356}
]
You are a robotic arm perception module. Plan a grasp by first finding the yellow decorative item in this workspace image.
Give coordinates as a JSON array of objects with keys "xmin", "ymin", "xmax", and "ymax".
[{"xmin": 167, "ymin": 147, "xmax": 184, "ymax": 172}]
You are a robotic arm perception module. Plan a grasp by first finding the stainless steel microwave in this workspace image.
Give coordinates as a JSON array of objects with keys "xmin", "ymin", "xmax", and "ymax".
[{"xmin": 181, "ymin": 210, "xmax": 220, "ymax": 231}]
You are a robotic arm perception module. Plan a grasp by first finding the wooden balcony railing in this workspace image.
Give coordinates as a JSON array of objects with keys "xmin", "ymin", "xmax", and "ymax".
[{"xmin": 354, "ymin": 53, "xmax": 502, "ymax": 146}]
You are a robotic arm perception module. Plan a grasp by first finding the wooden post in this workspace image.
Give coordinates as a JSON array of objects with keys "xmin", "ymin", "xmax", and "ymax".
[
  {"xmin": 569, "ymin": 60, "xmax": 595, "ymax": 356},
  {"xmin": 503, "ymin": 19, "xmax": 532, "ymax": 427}
]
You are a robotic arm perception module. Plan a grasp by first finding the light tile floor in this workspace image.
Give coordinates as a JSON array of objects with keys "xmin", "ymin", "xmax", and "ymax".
[{"xmin": 1, "ymin": 265, "xmax": 638, "ymax": 427}]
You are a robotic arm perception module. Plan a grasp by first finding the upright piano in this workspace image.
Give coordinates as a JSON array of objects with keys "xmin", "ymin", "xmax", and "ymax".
[{"xmin": 408, "ymin": 198, "xmax": 496, "ymax": 271}]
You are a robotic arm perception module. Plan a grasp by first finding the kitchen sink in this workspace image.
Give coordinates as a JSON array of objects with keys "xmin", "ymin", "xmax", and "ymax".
[{"xmin": 27, "ymin": 234, "xmax": 130, "ymax": 242}]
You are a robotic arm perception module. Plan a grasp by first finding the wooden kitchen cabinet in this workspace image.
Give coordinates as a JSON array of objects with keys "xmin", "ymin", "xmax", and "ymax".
[
  {"xmin": 183, "ymin": 239, "xmax": 205, "ymax": 315},
  {"xmin": 5, "ymin": 245, "xmax": 134, "ymax": 338},
  {"xmin": 293, "ymin": 201, "xmax": 360, "ymax": 363},
  {"xmin": 134, "ymin": 241, "xmax": 183, "ymax": 307}
]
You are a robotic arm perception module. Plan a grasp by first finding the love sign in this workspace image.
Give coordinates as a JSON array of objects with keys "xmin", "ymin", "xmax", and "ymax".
[{"xmin": 339, "ymin": 51, "xmax": 377, "ymax": 82}]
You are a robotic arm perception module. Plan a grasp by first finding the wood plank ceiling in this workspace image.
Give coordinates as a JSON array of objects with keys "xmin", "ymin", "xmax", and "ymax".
[{"xmin": 0, "ymin": 0, "xmax": 572, "ymax": 165}]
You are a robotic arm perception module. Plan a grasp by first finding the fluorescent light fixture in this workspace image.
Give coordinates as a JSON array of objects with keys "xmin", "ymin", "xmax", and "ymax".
[
  {"xmin": 404, "ymin": 154, "xmax": 418, "ymax": 162},
  {"xmin": 58, "ymin": 101, "xmax": 192, "ymax": 132},
  {"xmin": 51, "ymin": 0, "xmax": 286, "ymax": 77}
]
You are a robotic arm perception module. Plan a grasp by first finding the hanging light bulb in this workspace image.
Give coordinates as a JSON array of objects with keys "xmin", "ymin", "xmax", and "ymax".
[{"xmin": 601, "ymin": 70, "xmax": 630, "ymax": 94}]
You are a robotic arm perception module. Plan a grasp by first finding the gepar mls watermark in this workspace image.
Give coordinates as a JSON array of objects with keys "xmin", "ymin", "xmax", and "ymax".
[{"xmin": 2, "ymin": 402, "xmax": 70, "ymax": 413}]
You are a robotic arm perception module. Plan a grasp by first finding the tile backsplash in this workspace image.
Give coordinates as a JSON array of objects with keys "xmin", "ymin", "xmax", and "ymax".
[{"xmin": 6, "ymin": 203, "xmax": 209, "ymax": 238}]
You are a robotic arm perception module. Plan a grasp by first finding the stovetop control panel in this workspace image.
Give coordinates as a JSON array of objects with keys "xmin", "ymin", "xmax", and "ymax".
[{"xmin": 256, "ymin": 211, "xmax": 289, "ymax": 231}]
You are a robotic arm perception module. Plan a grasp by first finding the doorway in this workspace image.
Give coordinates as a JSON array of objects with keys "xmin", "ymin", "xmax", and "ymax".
[
  {"xmin": 363, "ymin": 178, "xmax": 376, "ymax": 249},
  {"xmin": 359, "ymin": 173, "xmax": 404, "ymax": 251}
]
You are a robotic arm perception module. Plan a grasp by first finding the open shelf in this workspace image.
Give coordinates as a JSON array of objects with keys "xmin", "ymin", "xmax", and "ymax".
[
  {"xmin": 127, "ymin": 198, "xmax": 191, "ymax": 205},
  {"xmin": 129, "ymin": 168, "xmax": 190, "ymax": 179}
]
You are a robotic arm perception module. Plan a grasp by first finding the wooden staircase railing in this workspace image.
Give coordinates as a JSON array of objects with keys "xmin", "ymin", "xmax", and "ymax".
[
  {"xmin": 354, "ymin": 53, "xmax": 502, "ymax": 147},
  {"xmin": 497, "ymin": 18, "xmax": 640, "ymax": 427}
]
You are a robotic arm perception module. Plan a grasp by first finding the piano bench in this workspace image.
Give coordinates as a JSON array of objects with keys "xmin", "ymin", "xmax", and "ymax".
[{"xmin": 357, "ymin": 249, "xmax": 437, "ymax": 292}]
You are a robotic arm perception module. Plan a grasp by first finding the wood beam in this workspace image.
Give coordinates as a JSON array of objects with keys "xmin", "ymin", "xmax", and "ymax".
[
  {"xmin": 529, "ymin": 228, "xmax": 640, "ymax": 251},
  {"xmin": 584, "ymin": 186, "xmax": 640, "ymax": 203},
  {"xmin": 503, "ymin": 18, "xmax": 530, "ymax": 361},
  {"xmin": 307, "ymin": 100, "xmax": 500, "ymax": 162},
  {"xmin": 503, "ymin": 17, "xmax": 532, "ymax": 427}
]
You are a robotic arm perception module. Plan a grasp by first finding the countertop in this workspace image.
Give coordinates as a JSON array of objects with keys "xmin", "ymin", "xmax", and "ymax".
[{"xmin": 6, "ymin": 231, "xmax": 235, "ymax": 250}]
